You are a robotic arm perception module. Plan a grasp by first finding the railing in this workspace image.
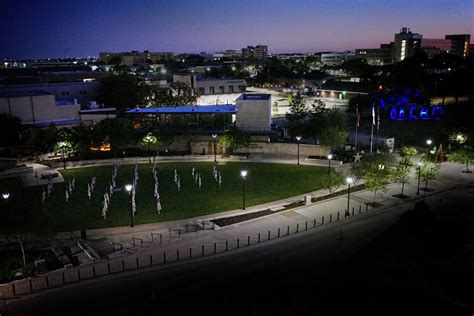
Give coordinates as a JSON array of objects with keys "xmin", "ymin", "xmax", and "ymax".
[{"xmin": 0, "ymin": 203, "xmax": 377, "ymax": 301}]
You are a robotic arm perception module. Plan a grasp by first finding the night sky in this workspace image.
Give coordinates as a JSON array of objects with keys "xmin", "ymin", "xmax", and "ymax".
[{"xmin": 1, "ymin": 0, "xmax": 473, "ymax": 59}]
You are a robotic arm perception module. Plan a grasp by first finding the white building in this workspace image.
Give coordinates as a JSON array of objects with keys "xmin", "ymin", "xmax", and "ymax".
[
  {"xmin": 235, "ymin": 94, "xmax": 271, "ymax": 133},
  {"xmin": 173, "ymin": 74, "xmax": 246, "ymax": 95},
  {"xmin": 321, "ymin": 52, "xmax": 355, "ymax": 66}
]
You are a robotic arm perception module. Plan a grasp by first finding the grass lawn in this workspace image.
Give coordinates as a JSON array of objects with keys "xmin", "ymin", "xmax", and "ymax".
[{"xmin": 0, "ymin": 162, "xmax": 327, "ymax": 234}]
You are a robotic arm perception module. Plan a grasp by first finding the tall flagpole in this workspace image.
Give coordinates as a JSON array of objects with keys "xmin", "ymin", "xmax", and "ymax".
[
  {"xmin": 370, "ymin": 104, "xmax": 375, "ymax": 154},
  {"xmin": 375, "ymin": 107, "xmax": 380, "ymax": 155},
  {"xmin": 354, "ymin": 106, "xmax": 359, "ymax": 154}
]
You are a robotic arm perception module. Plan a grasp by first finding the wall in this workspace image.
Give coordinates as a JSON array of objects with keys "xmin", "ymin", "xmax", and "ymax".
[{"xmin": 235, "ymin": 98, "xmax": 271, "ymax": 132}]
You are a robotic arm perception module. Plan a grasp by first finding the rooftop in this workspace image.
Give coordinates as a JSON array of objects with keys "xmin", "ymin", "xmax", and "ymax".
[
  {"xmin": 237, "ymin": 94, "xmax": 271, "ymax": 100},
  {"xmin": 0, "ymin": 91, "xmax": 52, "ymax": 98},
  {"xmin": 126, "ymin": 104, "xmax": 237, "ymax": 114}
]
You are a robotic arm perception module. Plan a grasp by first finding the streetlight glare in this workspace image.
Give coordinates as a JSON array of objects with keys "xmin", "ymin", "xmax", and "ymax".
[
  {"xmin": 240, "ymin": 170, "xmax": 248, "ymax": 178},
  {"xmin": 125, "ymin": 184, "xmax": 133, "ymax": 192},
  {"xmin": 426, "ymin": 139, "xmax": 432, "ymax": 145},
  {"xmin": 2, "ymin": 193, "xmax": 10, "ymax": 200},
  {"xmin": 327, "ymin": 154, "xmax": 333, "ymax": 160},
  {"xmin": 212, "ymin": 134, "xmax": 217, "ymax": 139},
  {"xmin": 296, "ymin": 136, "xmax": 302, "ymax": 141},
  {"xmin": 346, "ymin": 177, "xmax": 353, "ymax": 184}
]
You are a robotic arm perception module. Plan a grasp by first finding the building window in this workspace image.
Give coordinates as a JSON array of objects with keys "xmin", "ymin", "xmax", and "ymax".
[
  {"xmin": 401, "ymin": 40, "xmax": 407, "ymax": 61},
  {"xmin": 219, "ymin": 86, "xmax": 224, "ymax": 93},
  {"xmin": 209, "ymin": 87, "xmax": 215, "ymax": 94},
  {"xmin": 229, "ymin": 86, "xmax": 234, "ymax": 93}
]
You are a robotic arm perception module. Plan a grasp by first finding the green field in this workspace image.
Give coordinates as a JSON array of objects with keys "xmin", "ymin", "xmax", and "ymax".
[{"xmin": 0, "ymin": 162, "xmax": 327, "ymax": 234}]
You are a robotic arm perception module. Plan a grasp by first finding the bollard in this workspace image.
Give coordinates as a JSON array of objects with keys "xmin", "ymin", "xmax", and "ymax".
[
  {"xmin": 248, "ymin": 236, "xmax": 250, "ymax": 245},
  {"xmin": 258, "ymin": 233, "xmax": 261, "ymax": 243},
  {"xmin": 287, "ymin": 225, "xmax": 290, "ymax": 235},
  {"xmin": 122, "ymin": 260, "xmax": 125, "ymax": 272},
  {"xmin": 237, "ymin": 238, "xmax": 240, "ymax": 248},
  {"xmin": 136, "ymin": 258, "xmax": 139, "ymax": 269},
  {"xmin": 359, "ymin": 205, "xmax": 362, "ymax": 214},
  {"xmin": 12, "ymin": 283, "xmax": 16, "ymax": 296},
  {"xmin": 29, "ymin": 278, "xmax": 33, "ymax": 292},
  {"xmin": 337, "ymin": 212, "xmax": 340, "ymax": 221},
  {"xmin": 278, "ymin": 228, "xmax": 281, "ymax": 238},
  {"xmin": 177, "ymin": 250, "xmax": 180, "ymax": 261},
  {"xmin": 352, "ymin": 207, "xmax": 354, "ymax": 215},
  {"xmin": 78, "ymin": 268, "xmax": 81, "ymax": 280},
  {"xmin": 305, "ymin": 221, "xmax": 308, "ymax": 230},
  {"xmin": 46, "ymin": 275, "xmax": 49, "ymax": 287},
  {"xmin": 202, "ymin": 245, "xmax": 205, "ymax": 256},
  {"xmin": 150, "ymin": 255, "xmax": 153, "ymax": 266},
  {"xmin": 268, "ymin": 230, "xmax": 271, "ymax": 240},
  {"xmin": 62, "ymin": 272, "xmax": 65, "ymax": 284},
  {"xmin": 226, "ymin": 241, "xmax": 228, "ymax": 251},
  {"xmin": 190, "ymin": 248, "xmax": 192, "ymax": 258},
  {"xmin": 296, "ymin": 223, "xmax": 299, "ymax": 233},
  {"xmin": 93, "ymin": 265, "xmax": 96, "ymax": 277},
  {"xmin": 163, "ymin": 252, "xmax": 167, "ymax": 264},
  {"xmin": 365, "ymin": 204, "xmax": 368, "ymax": 211},
  {"xmin": 322, "ymin": 216, "xmax": 325, "ymax": 225},
  {"xmin": 314, "ymin": 219, "xmax": 316, "ymax": 228},
  {"xmin": 214, "ymin": 243, "xmax": 217, "ymax": 253},
  {"xmin": 330, "ymin": 214, "xmax": 332, "ymax": 223},
  {"xmin": 107, "ymin": 263, "xmax": 111, "ymax": 274}
]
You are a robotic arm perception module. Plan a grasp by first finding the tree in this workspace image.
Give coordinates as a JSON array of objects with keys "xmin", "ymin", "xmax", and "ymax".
[
  {"xmin": 97, "ymin": 74, "xmax": 151, "ymax": 113},
  {"xmin": 0, "ymin": 114, "xmax": 22, "ymax": 146},
  {"xmin": 390, "ymin": 157, "xmax": 413, "ymax": 197},
  {"xmin": 364, "ymin": 162, "xmax": 391, "ymax": 205},
  {"xmin": 141, "ymin": 132, "xmax": 158, "ymax": 163},
  {"xmin": 317, "ymin": 108, "xmax": 348, "ymax": 151},
  {"xmin": 97, "ymin": 118, "xmax": 136, "ymax": 157},
  {"xmin": 218, "ymin": 127, "xmax": 250, "ymax": 154},
  {"xmin": 286, "ymin": 93, "xmax": 308, "ymax": 138},
  {"xmin": 449, "ymin": 148, "xmax": 474, "ymax": 173},
  {"xmin": 419, "ymin": 158, "xmax": 440, "ymax": 191},
  {"xmin": 321, "ymin": 172, "xmax": 345, "ymax": 195},
  {"xmin": 399, "ymin": 146, "xmax": 418, "ymax": 158},
  {"xmin": 149, "ymin": 82, "xmax": 197, "ymax": 107}
]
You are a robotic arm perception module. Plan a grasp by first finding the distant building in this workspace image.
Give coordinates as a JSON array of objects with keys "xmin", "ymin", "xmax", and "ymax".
[
  {"xmin": 222, "ymin": 49, "xmax": 243, "ymax": 59},
  {"xmin": 445, "ymin": 34, "xmax": 470, "ymax": 58},
  {"xmin": 318, "ymin": 80, "xmax": 369, "ymax": 100},
  {"xmin": 394, "ymin": 27, "xmax": 422, "ymax": 62},
  {"xmin": 321, "ymin": 52, "xmax": 355, "ymax": 66},
  {"xmin": 0, "ymin": 82, "xmax": 100, "ymax": 107},
  {"xmin": 355, "ymin": 43, "xmax": 394, "ymax": 65},
  {"xmin": 173, "ymin": 74, "xmax": 246, "ymax": 95},
  {"xmin": 242, "ymin": 45, "xmax": 268, "ymax": 60},
  {"xmin": 99, "ymin": 51, "xmax": 174, "ymax": 65},
  {"xmin": 0, "ymin": 91, "xmax": 81, "ymax": 126}
]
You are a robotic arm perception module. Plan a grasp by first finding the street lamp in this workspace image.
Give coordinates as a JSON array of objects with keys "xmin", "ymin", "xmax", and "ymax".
[
  {"xmin": 296, "ymin": 136, "xmax": 302, "ymax": 165},
  {"xmin": 212, "ymin": 134, "xmax": 218, "ymax": 163},
  {"xmin": 240, "ymin": 170, "xmax": 248, "ymax": 210},
  {"xmin": 125, "ymin": 184, "xmax": 134, "ymax": 227},
  {"xmin": 426, "ymin": 139, "xmax": 432, "ymax": 146},
  {"xmin": 345, "ymin": 177, "xmax": 353, "ymax": 217},
  {"xmin": 327, "ymin": 154, "xmax": 333, "ymax": 175},
  {"xmin": 2, "ymin": 192, "xmax": 10, "ymax": 201},
  {"xmin": 416, "ymin": 162, "xmax": 422, "ymax": 195}
]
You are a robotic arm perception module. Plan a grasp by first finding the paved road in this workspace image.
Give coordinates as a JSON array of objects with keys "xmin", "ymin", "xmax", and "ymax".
[{"xmin": 2, "ymin": 181, "xmax": 473, "ymax": 315}]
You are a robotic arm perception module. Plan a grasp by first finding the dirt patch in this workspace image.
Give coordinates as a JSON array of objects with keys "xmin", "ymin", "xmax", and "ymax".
[
  {"xmin": 392, "ymin": 194, "xmax": 410, "ymax": 199},
  {"xmin": 312, "ymin": 184, "xmax": 366, "ymax": 203}
]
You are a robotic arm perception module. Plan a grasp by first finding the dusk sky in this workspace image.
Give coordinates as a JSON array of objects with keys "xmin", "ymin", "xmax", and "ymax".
[{"xmin": 1, "ymin": 0, "xmax": 473, "ymax": 59}]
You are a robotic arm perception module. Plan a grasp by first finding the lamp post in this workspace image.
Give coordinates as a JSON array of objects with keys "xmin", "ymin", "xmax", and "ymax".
[
  {"xmin": 3, "ymin": 192, "xmax": 10, "ymax": 217},
  {"xmin": 212, "ymin": 134, "xmax": 218, "ymax": 163},
  {"xmin": 416, "ymin": 162, "xmax": 422, "ymax": 195},
  {"xmin": 345, "ymin": 177, "xmax": 353, "ymax": 217},
  {"xmin": 327, "ymin": 154, "xmax": 333, "ymax": 176},
  {"xmin": 240, "ymin": 170, "xmax": 248, "ymax": 210},
  {"xmin": 296, "ymin": 136, "xmax": 302, "ymax": 165},
  {"xmin": 125, "ymin": 184, "xmax": 134, "ymax": 227}
]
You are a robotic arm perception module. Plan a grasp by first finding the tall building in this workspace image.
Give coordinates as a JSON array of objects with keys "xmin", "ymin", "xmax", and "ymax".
[
  {"xmin": 394, "ymin": 27, "xmax": 422, "ymax": 62},
  {"xmin": 445, "ymin": 34, "xmax": 470, "ymax": 58},
  {"xmin": 242, "ymin": 45, "xmax": 268, "ymax": 60},
  {"xmin": 320, "ymin": 52, "xmax": 355, "ymax": 66}
]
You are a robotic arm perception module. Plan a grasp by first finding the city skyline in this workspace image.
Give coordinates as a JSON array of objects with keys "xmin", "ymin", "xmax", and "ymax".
[{"xmin": 1, "ymin": 0, "xmax": 473, "ymax": 59}]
